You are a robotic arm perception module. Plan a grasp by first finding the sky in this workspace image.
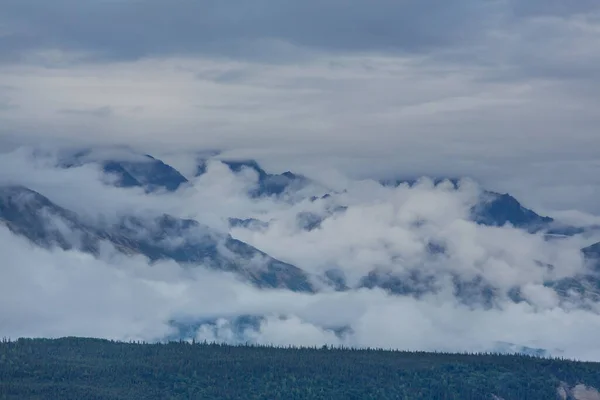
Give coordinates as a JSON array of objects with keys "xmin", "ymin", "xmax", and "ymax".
[{"xmin": 0, "ymin": 1, "xmax": 599, "ymax": 213}]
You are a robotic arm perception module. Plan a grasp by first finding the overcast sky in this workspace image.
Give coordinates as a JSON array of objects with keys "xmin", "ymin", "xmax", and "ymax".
[{"xmin": 1, "ymin": 0, "xmax": 599, "ymax": 213}]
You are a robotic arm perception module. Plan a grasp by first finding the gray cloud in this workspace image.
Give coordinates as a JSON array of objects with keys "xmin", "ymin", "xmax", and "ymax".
[
  {"xmin": 1, "ymin": 1, "xmax": 597, "ymax": 65},
  {"xmin": 0, "ymin": 102, "xmax": 17, "ymax": 111},
  {"xmin": 0, "ymin": 85, "xmax": 18, "ymax": 111},
  {"xmin": 59, "ymin": 106, "xmax": 113, "ymax": 118},
  {"xmin": 0, "ymin": 0, "xmax": 501, "ymax": 63},
  {"xmin": 0, "ymin": 0, "xmax": 599, "ymax": 215}
]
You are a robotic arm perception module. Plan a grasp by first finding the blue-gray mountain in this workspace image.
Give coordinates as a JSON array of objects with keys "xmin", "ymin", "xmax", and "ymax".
[
  {"xmin": 6, "ymin": 150, "xmax": 600, "ymax": 304},
  {"xmin": 56, "ymin": 151, "xmax": 585, "ymax": 237},
  {"xmin": 381, "ymin": 178, "xmax": 576, "ymax": 234},
  {"xmin": 64, "ymin": 149, "xmax": 576, "ymax": 237},
  {"xmin": 0, "ymin": 185, "xmax": 312, "ymax": 292},
  {"xmin": 584, "ymin": 242, "xmax": 600, "ymax": 259},
  {"xmin": 196, "ymin": 158, "xmax": 310, "ymax": 197},
  {"xmin": 60, "ymin": 149, "xmax": 189, "ymax": 192}
]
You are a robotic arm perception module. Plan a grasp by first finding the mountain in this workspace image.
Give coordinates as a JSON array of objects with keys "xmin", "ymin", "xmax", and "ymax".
[
  {"xmin": 0, "ymin": 185, "xmax": 312, "ymax": 292},
  {"xmin": 547, "ymin": 242, "xmax": 600, "ymax": 303},
  {"xmin": 353, "ymin": 234, "xmax": 600, "ymax": 305},
  {"xmin": 472, "ymin": 191, "xmax": 554, "ymax": 232},
  {"xmin": 579, "ymin": 242, "xmax": 600, "ymax": 291},
  {"xmin": 196, "ymin": 158, "xmax": 310, "ymax": 197},
  {"xmin": 380, "ymin": 177, "xmax": 462, "ymax": 188},
  {"xmin": 65, "ymin": 150, "xmax": 566, "ymax": 234},
  {"xmin": 7, "ymin": 149, "xmax": 599, "ymax": 301},
  {"xmin": 218, "ymin": 173, "xmax": 598, "ymax": 302},
  {"xmin": 58, "ymin": 150, "xmax": 576, "ymax": 236},
  {"xmin": 0, "ymin": 185, "xmax": 135, "ymax": 254},
  {"xmin": 583, "ymin": 242, "xmax": 600, "ymax": 260},
  {"xmin": 381, "ymin": 178, "xmax": 558, "ymax": 233},
  {"xmin": 60, "ymin": 149, "xmax": 189, "ymax": 192},
  {"xmin": 228, "ymin": 217, "xmax": 270, "ymax": 230}
]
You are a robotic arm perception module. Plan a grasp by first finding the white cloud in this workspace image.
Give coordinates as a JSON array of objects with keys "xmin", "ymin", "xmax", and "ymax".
[{"xmin": 1, "ymin": 147, "xmax": 600, "ymax": 361}]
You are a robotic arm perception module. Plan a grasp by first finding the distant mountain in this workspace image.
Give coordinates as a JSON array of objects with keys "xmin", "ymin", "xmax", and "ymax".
[
  {"xmin": 579, "ymin": 242, "xmax": 600, "ymax": 292},
  {"xmin": 547, "ymin": 242, "xmax": 600, "ymax": 303},
  {"xmin": 60, "ymin": 149, "xmax": 188, "ymax": 192},
  {"xmin": 228, "ymin": 217, "xmax": 270, "ymax": 230},
  {"xmin": 294, "ymin": 206, "xmax": 348, "ymax": 232},
  {"xmin": 0, "ymin": 185, "xmax": 135, "ymax": 253},
  {"xmin": 196, "ymin": 158, "xmax": 310, "ymax": 197},
  {"xmin": 381, "ymin": 178, "xmax": 558, "ymax": 233},
  {"xmin": 10, "ymin": 149, "xmax": 600, "ymax": 303},
  {"xmin": 358, "ymin": 263, "xmax": 600, "ymax": 306},
  {"xmin": 472, "ymin": 192, "xmax": 554, "ymax": 232},
  {"xmin": 380, "ymin": 177, "xmax": 462, "ymax": 188},
  {"xmin": 56, "ymin": 150, "xmax": 578, "ymax": 237},
  {"xmin": 219, "ymin": 173, "xmax": 598, "ymax": 302},
  {"xmin": 583, "ymin": 242, "xmax": 600, "ymax": 260},
  {"xmin": 492, "ymin": 341, "xmax": 550, "ymax": 357},
  {"xmin": 352, "ymin": 234, "xmax": 600, "ymax": 305},
  {"xmin": 0, "ymin": 185, "xmax": 312, "ymax": 292},
  {"xmin": 64, "ymin": 150, "xmax": 567, "ymax": 235}
]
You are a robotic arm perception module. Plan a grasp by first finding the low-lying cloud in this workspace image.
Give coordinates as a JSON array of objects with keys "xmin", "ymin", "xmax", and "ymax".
[{"xmin": 1, "ymin": 147, "xmax": 600, "ymax": 361}]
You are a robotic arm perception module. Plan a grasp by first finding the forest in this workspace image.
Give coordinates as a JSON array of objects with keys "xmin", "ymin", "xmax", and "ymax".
[{"xmin": 1, "ymin": 337, "xmax": 599, "ymax": 399}]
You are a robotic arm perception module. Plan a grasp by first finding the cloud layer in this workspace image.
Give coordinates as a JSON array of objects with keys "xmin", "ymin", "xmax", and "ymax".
[
  {"xmin": 0, "ymin": 1, "xmax": 599, "ymax": 213},
  {"xmin": 1, "ymin": 148, "xmax": 600, "ymax": 361}
]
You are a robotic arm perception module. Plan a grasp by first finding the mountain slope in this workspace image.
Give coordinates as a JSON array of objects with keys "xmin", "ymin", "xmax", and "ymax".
[
  {"xmin": 0, "ymin": 186, "xmax": 312, "ymax": 292},
  {"xmin": 0, "ymin": 185, "xmax": 138, "ymax": 254},
  {"xmin": 380, "ymin": 178, "xmax": 557, "ymax": 232},
  {"xmin": 584, "ymin": 242, "xmax": 600, "ymax": 260},
  {"xmin": 196, "ymin": 158, "xmax": 310, "ymax": 197},
  {"xmin": 472, "ymin": 192, "xmax": 554, "ymax": 232},
  {"xmin": 60, "ymin": 149, "xmax": 189, "ymax": 192}
]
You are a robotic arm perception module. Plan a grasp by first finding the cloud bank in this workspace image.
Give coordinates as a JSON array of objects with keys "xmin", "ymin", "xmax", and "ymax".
[
  {"xmin": 1, "ymin": 148, "xmax": 600, "ymax": 361},
  {"xmin": 0, "ymin": 0, "xmax": 599, "ymax": 213}
]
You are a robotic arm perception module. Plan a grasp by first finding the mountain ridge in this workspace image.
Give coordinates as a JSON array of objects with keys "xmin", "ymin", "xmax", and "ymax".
[
  {"xmin": 0, "ymin": 185, "xmax": 313, "ymax": 292},
  {"xmin": 5, "ymin": 149, "xmax": 599, "ymax": 305}
]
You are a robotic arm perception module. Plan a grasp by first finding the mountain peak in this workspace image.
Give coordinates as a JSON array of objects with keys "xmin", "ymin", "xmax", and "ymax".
[
  {"xmin": 380, "ymin": 177, "xmax": 461, "ymax": 189},
  {"xmin": 379, "ymin": 176, "xmax": 555, "ymax": 232},
  {"xmin": 196, "ymin": 158, "xmax": 310, "ymax": 197},
  {"xmin": 473, "ymin": 191, "xmax": 554, "ymax": 231},
  {"xmin": 583, "ymin": 242, "xmax": 600, "ymax": 259},
  {"xmin": 59, "ymin": 148, "xmax": 188, "ymax": 192}
]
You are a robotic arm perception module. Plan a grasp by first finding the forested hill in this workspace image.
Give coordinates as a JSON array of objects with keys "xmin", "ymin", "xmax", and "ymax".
[{"xmin": 1, "ymin": 338, "xmax": 599, "ymax": 399}]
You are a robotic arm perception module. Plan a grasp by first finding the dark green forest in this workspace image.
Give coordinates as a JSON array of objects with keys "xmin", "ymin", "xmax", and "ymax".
[{"xmin": 1, "ymin": 337, "xmax": 599, "ymax": 399}]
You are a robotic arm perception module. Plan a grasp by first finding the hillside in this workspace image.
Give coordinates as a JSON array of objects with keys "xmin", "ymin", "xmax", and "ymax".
[
  {"xmin": 0, "ymin": 185, "xmax": 313, "ymax": 292},
  {"xmin": 1, "ymin": 338, "xmax": 599, "ymax": 400}
]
